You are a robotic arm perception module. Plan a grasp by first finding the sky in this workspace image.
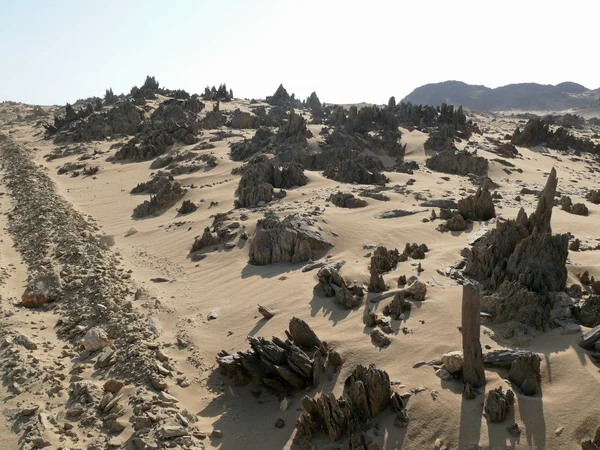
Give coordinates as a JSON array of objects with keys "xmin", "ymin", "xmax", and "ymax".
[{"xmin": 1, "ymin": 0, "xmax": 598, "ymax": 106}]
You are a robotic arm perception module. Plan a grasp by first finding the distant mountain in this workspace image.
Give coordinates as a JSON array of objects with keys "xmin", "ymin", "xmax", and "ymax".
[{"xmin": 402, "ymin": 80, "xmax": 600, "ymax": 113}]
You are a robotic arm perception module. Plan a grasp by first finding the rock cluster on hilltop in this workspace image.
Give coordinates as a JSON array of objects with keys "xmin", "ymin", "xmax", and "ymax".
[
  {"xmin": 233, "ymin": 155, "xmax": 307, "ymax": 208},
  {"xmin": 216, "ymin": 317, "xmax": 335, "ymax": 392},
  {"xmin": 463, "ymin": 168, "xmax": 569, "ymax": 330},
  {"xmin": 248, "ymin": 214, "xmax": 332, "ymax": 265},
  {"xmin": 426, "ymin": 149, "xmax": 488, "ymax": 176},
  {"xmin": 295, "ymin": 364, "xmax": 409, "ymax": 448}
]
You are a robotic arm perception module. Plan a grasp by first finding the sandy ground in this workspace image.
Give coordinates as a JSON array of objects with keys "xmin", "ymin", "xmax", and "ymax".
[{"xmin": 1, "ymin": 100, "xmax": 600, "ymax": 449}]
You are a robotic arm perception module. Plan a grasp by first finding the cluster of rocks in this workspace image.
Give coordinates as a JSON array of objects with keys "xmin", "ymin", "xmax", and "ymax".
[
  {"xmin": 233, "ymin": 155, "xmax": 307, "ymax": 208},
  {"xmin": 202, "ymin": 83, "xmax": 233, "ymax": 102},
  {"xmin": 266, "ymin": 84, "xmax": 302, "ymax": 108},
  {"xmin": 367, "ymin": 244, "xmax": 428, "ymax": 293},
  {"xmin": 324, "ymin": 153, "xmax": 388, "ymax": 185},
  {"xmin": 425, "ymin": 149, "xmax": 489, "ymax": 176},
  {"xmin": 317, "ymin": 261, "xmax": 364, "ymax": 309},
  {"xmin": 439, "ymin": 186, "xmax": 496, "ymax": 232},
  {"xmin": 295, "ymin": 364, "xmax": 410, "ymax": 448},
  {"xmin": 512, "ymin": 118, "xmax": 600, "ymax": 154},
  {"xmin": 463, "ymin": 168, "xmax": 569, "ymax": 330},
  {"xmin": 112, "ymin": 129, "xmax": 175, "ymax": 162},
  {"xmin": 216, "ymin": 317, "xmax": 339, "ymax": 392},
  {"xmin": 248, "ymin": 213, "xmax": 332, "ymax": 265},
  {"xmin": 230, "ymin": 109, "xmax": 311, "ymax": 162},
  {"xmin": 328, "ymin": 191, "xmax": 368, "ymax": 208},
  {"xmin": 131, "ymin": 175, "xmax": 186, "ymax": 218},
  {"xmin": 421, "ymin": 104, "xmax": 480, "ymax": 151},
  {"xmin": 190, "ymin": 214, "xmax": 241, "ymax": 254},
  {"xmin": 0, "ymin": 134, "xmax": 199, "ymax": 448},
  {"xmin": 48, "ymin": 101, "xmax": 145, "ymax": 143},
  {"xmin": 560, "ymin": 196, "xmax": 589, "ymax": 216}
]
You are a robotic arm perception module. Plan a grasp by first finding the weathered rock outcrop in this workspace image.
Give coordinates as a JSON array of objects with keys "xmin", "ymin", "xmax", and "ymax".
[
  {"xmin": 230, "ymin": 127, "xmax": 274, "ymax": 161},
  {"xmin": 368, "ymin": 246, "xmax": 400, "ymax": 292},
  {"xmin": 131, "ymin": 175, "xmax": 186, "ymax": 218},
  {"xmin": 484, "ymin": 387, "xmax": 514, "ymax": 422},
  {"xmin": 508, "ymin": 353, "xmax": 541, "ymax": 395},
  {"xmin": 317, "ymin": 262, "xmax": 364, "ymax": 309},
  {"xmin": 216, "ymin": 318, "xmax": 330, "ymax": 392},
  {"xmin": 295, "ymin": 364, "xmax": 409, "ymax": 447},
  {"xmin": 462, "ymin": 283, "xmax": 485, "ymax": 388},
  {"xmin": 324, "ymin": 154, "xmax": 388, "ymax": 185},
  {"xmin": 457, "ymin": 187, "xmax": 496, "ymax": 221},
  {"xmin": 112, "ymin": 130, "xmax": 174, "ymax": 162},
  {"xmin": 234, "ymin": 155, "xmax": 307, "ymax": 208},
  {"xmin": 464, "ymin": 168, "xmax": 569, "ymax": 330},
  {"xmin": 328, "ymin": 192, "xmax": 368, "ymax": 208},
  {"xmin": 426, "ymin": 150, "xmax": 488, "ymax": 176},
  {"xmin": 248, "ymin": 214, "xmax": 332, "ymax": 265}
]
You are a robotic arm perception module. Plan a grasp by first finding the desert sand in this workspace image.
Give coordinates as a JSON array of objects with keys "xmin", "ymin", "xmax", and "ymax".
[{"xmin": 1, "ymin": 85, "xmax": 600, "ymax": 450}]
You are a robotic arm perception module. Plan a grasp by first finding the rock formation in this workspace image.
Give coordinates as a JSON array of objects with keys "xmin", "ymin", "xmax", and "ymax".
[
  {"xmin": 328, "ymin": 192, "xmax": 368, "ymax": 208},
  {"xmin": 457, "ymin": 187, "xmax": 496, "ymax": 221},
  {"xmin": 248, "ymin": 214, "xmax": 332, "ymax": 265},
  {"xmin": 461, "ymin": 283, "xmax": 485, "ymax": 388},
  {"xmin": 464, "ymin": 168, "xmax": 569, "ymax": 330},
  {"xmin": 317, "ymin": 262, "xmax": 364, "ymax": 309},
  {"xmin": 216, "ymin": 317, "xmax": 330, "ymax": 393},
  {"xmin": 295, "ymin": 364, "xmax": 409, "ymax": 447},
  {"xmin": 324, "ymin": 154, "xmax": 388, "ymax": 185},
  {"xmin": 484, "ymin": 387, "xmax": 514, "ymax": 422},
  {"xmin": 233, "ymin": 155, "xmax": 307, "ymax": 208},
  {"xmin": 131, "ymin": 175, "xmax": 186, "ymax": 218},
  {"xmin": 368, "ymin": 246, "xmax": 400, "ymax": 292},
  {"xmin": 508, "ymin": 353, "xmax": 541, "ymax": 395},
  {"xmin": 426, "ymin": 150, "xmax": 488, "ymax": 176}
]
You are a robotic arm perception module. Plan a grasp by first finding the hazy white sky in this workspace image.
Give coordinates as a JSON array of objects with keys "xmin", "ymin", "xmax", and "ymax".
[{"xmin": 1, "ymin": 0, "xmax": 598, "ymax": 105}]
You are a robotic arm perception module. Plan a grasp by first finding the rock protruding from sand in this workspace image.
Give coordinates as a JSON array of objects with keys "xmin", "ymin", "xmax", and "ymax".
[
  {"xmin": 233, "ymin": 155, "xmax": 307, "ymax": 208},
  {"xmin": 426, "ymin": 149, "xmax": 489, "ymax": 176},
  {"xmin": 317, "ymin": 261, "xmax": 364, "ymax": 309},
  {"xmin": 464, "ymin": 168, "xmax": 569, "ymax": 329},
  {"xmin": 296, "ymin": 364, "xmax": 407, "ymax": 447},
  {"xmin": 457, "ymin": 186, "xmax": 496, "ymax": 221},
  {"xmin": 248, "ymin": 214, "xmax": 332, "ymax": 265},
  {"xmin": 216, "ymin": 317, "xmax": 331, "ymax": 392},
  {"xmin": 328, "ymin": 192, "xmax": 368, "ymax": 208},
  {"xmin": 461, "ymin": 283, "xmax": 485, "ymax": 388}
]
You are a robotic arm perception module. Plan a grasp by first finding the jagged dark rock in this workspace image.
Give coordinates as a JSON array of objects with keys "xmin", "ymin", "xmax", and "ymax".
[
  {"xmin": 132, "ymin": 177, "xmax": 186, "ymax": 218},
  {"xmin": 295, "ymin": 364, "xmax": 400, "ymax": 447},
  {"xmin": 464, "ymin": 168, "xmax": 568, "ymax": 330},
  {"xmin": 457, "ymin": 187, "xmax": 496, "ymax": 221},
  {"xmin": 462, "ymin": 283, "xmax": 485, "ymax": 388},
  {"xmin": 484, "ymin": 387, "xmax": 514, "ymax": 423},
  {"xmin": 328, "ymin": 192, "xmax": 368, "ymax": 208},
  {"xmin": 216, "ymin": 317, "xmax": 328, "ymax": 393},
  {"xmin": 575, "ymin": 296, "xmax": 600, "ymax": 327},
  {"xmin": 508, "ymin": 353, "xmax": 541, "ymax": 395},
  {"xmin": 233, "ymin": 155, "xmax": 307, "ymax": 208},
  {"xmin": 248, "ymin": 214, "xmax": 332, "ymax": 265},
  {"xmin": 178, "ymin": 200, "xmax": 197, "ymax": 214},
  {"xmin": 426, "ymin": 150, "xmax": 488, "ymax": 176},
  {"xmin": 317, "ymin": 262, "xmax": 364, "ymax": 309},
  {"xmin": 324, "ymin": 154, "xmax": 388, "ymax": 185},
  {"xmin": 112, "ymin": 130, "xmax": 174, "ymax": 162}
]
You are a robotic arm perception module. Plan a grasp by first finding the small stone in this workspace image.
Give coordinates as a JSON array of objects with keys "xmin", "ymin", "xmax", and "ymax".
[
  {"xmin": 83, "ymin": 327, "xmax": 110, "ymax": 351},
  {"xmin": 103, "ymin": 379, "xmax": 124, "ymax": 393},
  {"xmin": 210, "ymin": 429, "xmax": 223, "ymax": 439},
  {"xmin": 441, "ymin": 351, "xmax": 464, "ymax": 374},
  {"xmin": 435, "ymin": 367, "xmax": 453, "ymax": 381},
  {"xmin": 159, "ymin": 425, "xmax": 188, "ymax": 439},
  {"xmin": 125, "ymin": 227, "xmax": 139, "ymax": 237},
  {"xmin": 275, "ymin": 418, "xmax": 285, "ymax": 428}
]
